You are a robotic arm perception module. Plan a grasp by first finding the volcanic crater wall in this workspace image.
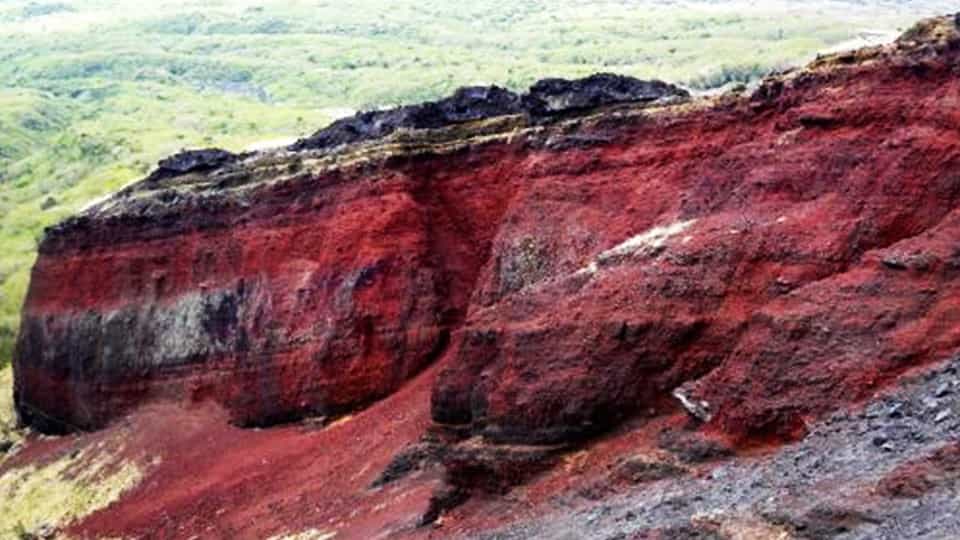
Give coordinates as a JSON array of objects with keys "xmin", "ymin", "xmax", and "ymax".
[{"xmin": 13, "ymin": 15, "xmax": 960, "ymax": 453}]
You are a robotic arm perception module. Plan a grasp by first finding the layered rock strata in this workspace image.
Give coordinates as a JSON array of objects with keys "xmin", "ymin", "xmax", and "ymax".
[{"xmin": 14, "ymin": 15, "xmax": 960, "ymax": 460}]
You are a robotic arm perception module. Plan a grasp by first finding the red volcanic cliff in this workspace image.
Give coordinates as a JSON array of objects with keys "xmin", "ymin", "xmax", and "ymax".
[{"xmin": 10, "ymin": 13, "xmax": 960, "ymax": 539}]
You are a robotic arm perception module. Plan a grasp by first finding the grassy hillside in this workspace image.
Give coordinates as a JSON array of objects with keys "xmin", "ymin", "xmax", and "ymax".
[{"xmin": 0, "ymin": 0, "xmax": 951, "ymax": 367}]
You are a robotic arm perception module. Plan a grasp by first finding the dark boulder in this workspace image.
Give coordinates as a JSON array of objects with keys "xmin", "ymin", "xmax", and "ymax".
[
  {"xmin": 523, "ymin": 73, "xmax": 690, "ymax": 119},
  {"xmin": 437, "ymin": 85, "xmax": 526, "ymax": 123},
  {"xmin": 148, "ymin": 148, "xmax": 240, "ymax": 182}
]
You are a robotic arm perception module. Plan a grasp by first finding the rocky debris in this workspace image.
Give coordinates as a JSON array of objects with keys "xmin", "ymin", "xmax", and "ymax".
[
  {"xmin": 657, "ymin": 431, "xmax": 734, "ymax": 464},
  {"xmin": 146, "ymin": 148, "xmax": 240, "ymax": 182},
  {"xmin": 578, "ymin": 454, "xmax": 688, "ymax": 502},
  {"xmin": 291, "ymin": 74, "xmax": 688, "ymax": 151},
  {"xmin": 522, "ymin": 73, "xmax": 689, "ymax": 120},
  {"xmin": 371, "ymin": 436, "xmax": 567, "ymax": 526},
  {"xmin": 370, "ymin": 442, "xmax": 443, "ymax": 488},
  {"xmin": 439, "ymin": 438, "xmax": 567, "ymax": 494},
  {"xmin": 607, "ymin": 454, "xmax": 687, "ymax": 485}
]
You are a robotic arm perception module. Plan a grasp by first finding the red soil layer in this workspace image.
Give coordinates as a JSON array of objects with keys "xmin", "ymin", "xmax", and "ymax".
[
  {"xmin": 15, "ymin": 144, "xmax": 530, "ymax": 430},
  {"xmin": 8, "ymin": 13, "xmax": 960, "ymax": 540}
]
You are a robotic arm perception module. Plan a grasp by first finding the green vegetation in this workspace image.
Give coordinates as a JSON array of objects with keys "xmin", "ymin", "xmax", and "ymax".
[
  {"xmin": 1, "ymin": 364, "xmax": 146, "ymax": 539},
  {"xmin": 0, "ymin": 0, "xmax": 949, "ymax": 366},
  {"xmin": 0, "ymin": 435, "xmax": 143, "ymax": 538},
  {"xmin": 0, "ymin": 367, "xmax": 19, "ymax": 459}
]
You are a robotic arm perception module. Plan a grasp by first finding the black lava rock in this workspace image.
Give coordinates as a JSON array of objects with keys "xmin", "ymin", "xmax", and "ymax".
[
  {"xmin": 148, "ymin": 148, "xmax": 240, "ymax": 181},
  {"xmin": 523, "ymin": 73, "xmax": 690, "ymax": 120},
  {"xmin": 291, "ymin": 74, "xmax": 690, "ymax": 151},
  {"xmin": 291, "ymin": 85, "xmax": 523, "ymax": 151}
]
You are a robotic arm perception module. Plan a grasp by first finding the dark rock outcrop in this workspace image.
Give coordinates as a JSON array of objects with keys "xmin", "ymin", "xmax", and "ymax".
[
  {"xmin": 148, "ymin": 148, "xmax": 239, "ymax": 181},
  {"xmin": 291, "ymin": 74, "xmax": 689, "ymax": 151},
  {"xmin": 290, "ymin": 85, "xmax": 524, "ymax": 151},
  {"xmin": 522, "ymin": 73, "xmax": 689, "ymax": 119}
]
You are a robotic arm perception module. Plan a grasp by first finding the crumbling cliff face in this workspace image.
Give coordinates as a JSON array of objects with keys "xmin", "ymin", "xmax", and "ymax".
[{"xmin": 10, "ymin": 13, "xmax": 960, "ymax": 540}]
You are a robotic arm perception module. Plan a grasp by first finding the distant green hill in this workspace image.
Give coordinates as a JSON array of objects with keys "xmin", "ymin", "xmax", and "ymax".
[{"xmin": 0, "ymin": 0, "xmax": 950, "ymax": 366}]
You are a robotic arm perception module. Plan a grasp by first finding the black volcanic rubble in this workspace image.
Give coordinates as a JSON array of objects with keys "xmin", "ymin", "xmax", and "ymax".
[
  {"xmin": 145, "ymin": 74, "xmax": 689, "ymax": 181},
  {"xmin": 290, "ymin": 73, "xmax": 690, "ymax": 151}
]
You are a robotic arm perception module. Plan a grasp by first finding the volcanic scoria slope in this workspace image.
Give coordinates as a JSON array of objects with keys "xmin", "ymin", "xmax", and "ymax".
[{"xmin": 7, "ymin": 13, "xmax": 960, "ymax": 540}]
